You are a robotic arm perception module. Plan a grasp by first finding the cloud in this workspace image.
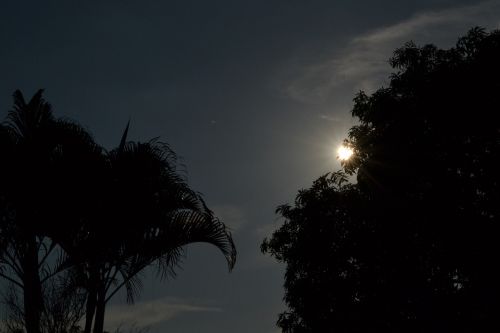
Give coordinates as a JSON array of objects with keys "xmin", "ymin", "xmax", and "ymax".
[
  {"xmin": 284, "ymin": 0, "xmax": 500, "ymax": 103},
  {"xmin": 319, "ymin": 114, "xmax": 343, "ymax": 122},
  {"xmin": 104, "ymin": 297, "xmax": 221, "ymax": 330}
]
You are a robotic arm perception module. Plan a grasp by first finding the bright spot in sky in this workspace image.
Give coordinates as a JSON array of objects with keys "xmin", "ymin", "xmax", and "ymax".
[{"xmin": 337, "ymin": 145, "xmax": 353, "ymax": 161}]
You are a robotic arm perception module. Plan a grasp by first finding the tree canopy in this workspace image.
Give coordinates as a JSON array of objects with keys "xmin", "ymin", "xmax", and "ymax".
[{"xmin": 262, "ymin": 27, "xmax": 500, "ymax": 332}]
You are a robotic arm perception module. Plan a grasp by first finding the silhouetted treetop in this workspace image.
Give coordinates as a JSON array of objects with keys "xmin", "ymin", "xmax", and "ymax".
[
  {"xmin": 1, "ymin": 90, "xmax": 236, "ymax": 333},
  {"xmin": 263, "ymin": 27, "xmax": 500, "ymax": 332}
]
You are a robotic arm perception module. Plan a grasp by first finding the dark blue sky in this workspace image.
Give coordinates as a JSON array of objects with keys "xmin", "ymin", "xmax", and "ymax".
[{"xmin": 1, "ymin": 1, "xmax": 498, "ymax": 332}]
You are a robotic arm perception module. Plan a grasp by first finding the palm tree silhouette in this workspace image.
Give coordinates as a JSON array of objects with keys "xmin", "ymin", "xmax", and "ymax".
[
  {"xmin": 1, "ymin": 90, "xmax": 236, "ymax": 333},
  {"xmin": 0, "ymin": 89, "xmax": 100, "ymax": 333},
  {"xmin": 66, "ymin": 123, "xmax": 236, "ymax": 333}
]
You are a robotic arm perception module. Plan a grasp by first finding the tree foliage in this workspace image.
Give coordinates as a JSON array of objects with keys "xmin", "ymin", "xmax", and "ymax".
[
  {"xmin": 262, "ymin": 172, "xmax": 368, "ymax": 332},
  {"xmin": 262, "ymin": 27, "xmax": 500, "ymax": 332}
]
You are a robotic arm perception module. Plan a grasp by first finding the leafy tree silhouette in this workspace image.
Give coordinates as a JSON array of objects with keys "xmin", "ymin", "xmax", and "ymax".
[
  {"xmin": 263, "ymin": 27, "xmax": 500, "ymax": 332},
  {"xmin": 262, "ymin": 172, "xmax": 367, "ymax": 332}
]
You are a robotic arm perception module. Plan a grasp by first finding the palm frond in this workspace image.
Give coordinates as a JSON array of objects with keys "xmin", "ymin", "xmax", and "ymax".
[
  {"xmin": 155, "ymin": 246, "xmax": 185, "ymax": 281},
  {"xmin": 5, "ymin": 89, "xmax": 54, "ymax": 141},
  {"xmin": 118, "ymin": 120, "xmax": 130, "ymax": 154},
  {"xmin": 120, "ymin": 268, "xmax": 143, "ymax": 304},
  {"xmin": 145, "ymin": 210, "xmax": 236, "ymax": 273}
]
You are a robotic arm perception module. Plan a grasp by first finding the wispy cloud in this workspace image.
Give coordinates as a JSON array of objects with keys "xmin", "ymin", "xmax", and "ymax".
[
  {"xmin": 104, "ymin": 297, "xmax": 221, "ymax": 330},
  {"xmin": 319, "ymin": 114, "xmax": 343, "ymax": 122},
  {"xmin": 285, "ymin": 0, "xmax": 500, "ymax": 103}
]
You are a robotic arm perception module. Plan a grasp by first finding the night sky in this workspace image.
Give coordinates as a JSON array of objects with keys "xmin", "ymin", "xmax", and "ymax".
[{"xmin": 1, "ymin": 1, "xmax": 499, "ymax": 332}]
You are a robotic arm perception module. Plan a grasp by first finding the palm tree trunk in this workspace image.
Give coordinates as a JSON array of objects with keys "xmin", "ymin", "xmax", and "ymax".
[
  {"xmin": 21, "ymin": 235, "xmax": 43, "ymax": 333},
  {"xmin": 92, "ymin": 285, "xmax": 106, "ymax": 333},
  {"xmin": 84, "ymin": 266, "xmax": 100, "ymax": 333},
  {"xmin": 84, "ymin": 288, "xmax": 97, "ymax": 333}
]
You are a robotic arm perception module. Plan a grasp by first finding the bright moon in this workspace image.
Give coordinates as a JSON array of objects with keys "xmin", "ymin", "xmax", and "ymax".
[{"xmin": 337, "ymin": 145, "xmax": 353, "ymax": 161}]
